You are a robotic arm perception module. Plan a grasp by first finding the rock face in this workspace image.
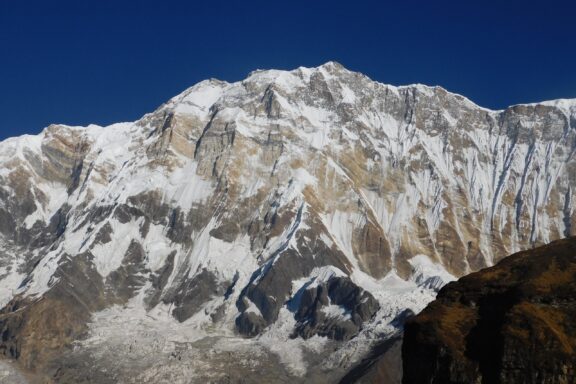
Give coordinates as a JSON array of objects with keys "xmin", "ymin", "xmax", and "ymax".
[
  {"xmin": 0, "ymin": 62, "xmax": 574, "ymax": 381},
  {"xmin": 402, "ymin": 236, "xmax": 576, "ymax": 384},
  {"xmin": 291, "ymin": 276, "xmax": 380, "ymax": 341}
]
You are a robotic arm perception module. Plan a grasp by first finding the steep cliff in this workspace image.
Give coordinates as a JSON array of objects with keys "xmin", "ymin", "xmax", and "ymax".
[{"xmin": 0, "ymin": 62, "xmax": 574, "ymax": 382}]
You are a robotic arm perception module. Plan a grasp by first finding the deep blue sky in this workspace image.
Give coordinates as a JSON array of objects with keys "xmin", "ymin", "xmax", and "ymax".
[{"xmin": 1, "ymin": 0, "xmax": 575, "ymax": 140}]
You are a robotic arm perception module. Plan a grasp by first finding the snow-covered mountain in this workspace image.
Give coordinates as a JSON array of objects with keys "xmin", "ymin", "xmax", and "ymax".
[{"xmin": 0, "ymin": 62, "xmax": 574, "ymax": 383}]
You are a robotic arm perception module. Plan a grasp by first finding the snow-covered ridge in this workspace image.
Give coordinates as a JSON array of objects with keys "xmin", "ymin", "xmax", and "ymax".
[
  {"xmin": 2, "ymin": 62, "xmax": 573, "ymax": 151},
  {"xmin": 164, "ymin": 61, "xmax": 575, "ymax": 118}
]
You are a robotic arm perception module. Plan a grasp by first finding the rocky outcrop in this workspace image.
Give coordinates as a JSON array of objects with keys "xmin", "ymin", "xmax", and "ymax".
[
  {"xmin": 291, "ymin": 276, "xmax": 380, "ymax": 341},
  {"xmin": 0, "ymin": 252, "xmax": 107, "ymax": 371},
  {"xmin": 402, "ymin": 237, "xmax": 576, "ymax": 384}
]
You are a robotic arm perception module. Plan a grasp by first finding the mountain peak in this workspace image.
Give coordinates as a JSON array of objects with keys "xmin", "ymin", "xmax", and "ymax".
[
  {"xmin": 317, "ymin": 60, "xmax": 347, "ymax": 72},
  {"xmin": 0, "ymin": 63, "xmax": 575, "ymax": 383}
]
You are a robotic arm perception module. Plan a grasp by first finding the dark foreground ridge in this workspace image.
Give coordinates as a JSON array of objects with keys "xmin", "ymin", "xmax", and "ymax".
[{"xmin": 402, "ymin": 236, "xmax": 576, "ymax": 384}]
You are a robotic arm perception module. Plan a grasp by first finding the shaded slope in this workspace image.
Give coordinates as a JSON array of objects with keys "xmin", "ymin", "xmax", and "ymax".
[{"xmin": 402, "ymin": 237, "xmax": 576, "ymax": 384}]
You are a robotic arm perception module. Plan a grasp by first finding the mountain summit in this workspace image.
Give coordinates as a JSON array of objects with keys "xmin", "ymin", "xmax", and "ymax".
[{"xmin": 0, "ymin": 63, "xmax": 574, "ymax": 382}]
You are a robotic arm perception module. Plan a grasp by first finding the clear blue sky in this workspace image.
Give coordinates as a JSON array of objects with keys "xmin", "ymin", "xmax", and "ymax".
[{"xmin": 1, "ymin": 0, "xmax": 575, "ymax": 140}]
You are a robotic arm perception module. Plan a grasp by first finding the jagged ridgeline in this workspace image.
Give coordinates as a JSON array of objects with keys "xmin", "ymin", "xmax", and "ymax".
[{"xmin": 0, "ymin": 62, "xmax": 574, "ymax": 382}]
